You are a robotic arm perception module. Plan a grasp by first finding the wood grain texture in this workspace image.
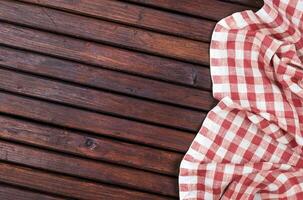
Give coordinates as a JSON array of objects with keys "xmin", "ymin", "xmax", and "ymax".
[
  {"xmin": 0, "ymin": 115, "xmax": 183, "ymax": 176},
  {"xmin": 17, "ymin": 0, "xmax": 215, "ymax": 42},
  {"xmin": 0, "ymin": 183, "xmax": 64, "ymax": 200},
  {"xmin": 0, "ymin": 91, "xmax": 194, "ymax": 152},
  {"xmin": 0, "ymin": 140, "xmax": 178, "ymax": 197},
  {"xmin": 0, "ymin": 46, "xmax": 213, "ymax": 107},
  {"xmin": 0, "ymin": 0, "xmax": 209, "ymax": 65},
  {"xmin": 0, "ymin": 67, "xmax": 206, "ymax": 131},
  {"xmin": 0, "ymin": 162, "xmax": 175, "ymax": 200},
  {"xmin": 0, "ymin": 22, "xmax": 211, "ymax": 84},
  {"xmin": 124, "ymin": 0, "xmax": 255, "ymax": 20}
]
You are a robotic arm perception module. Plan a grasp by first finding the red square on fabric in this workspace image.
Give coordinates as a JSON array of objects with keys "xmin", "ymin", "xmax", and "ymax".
[
  {"xmin": 228, "ymin": 58, "xmax": 236, "ymax": 67},
  {"xmin": 247, "ymin": 92, "xmax": 256, "ymax": 101},
  {"xmin": 245, "ymin": 76, "xmax": 255, "ymax": 84},
  {"xmin": 265, "ymin": 93, "xmax": 274, "ymax": 101},
  {"xmin": 286, "ymin": 6, "xmax": 295, "ymax": 16},
  {"xmin": 229, "ymin": 75, "xmax": 238, "ymax": 83},
  {"xmin": 262, "ymin": 36, "xmax": 272, "ymax": 48},
  {"xmin": 236, "ymin": 127, "xmax": 246, "ymax": 138},
  {"xmin": 222, "ymin": 120, "xmax": 232, "ymax": 130},
  {"xmin": 228, "ymin": 142, "xmax": 238, "ymax": 152},
  {"xmin": 231, "ymin": 92, "xmax": 240, "ymax": 100}
]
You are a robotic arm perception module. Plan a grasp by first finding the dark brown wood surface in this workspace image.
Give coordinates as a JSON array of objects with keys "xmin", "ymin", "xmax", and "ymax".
[{"xmin": 0, "ymin": 0, "xmax": 263, "ymax": 199}]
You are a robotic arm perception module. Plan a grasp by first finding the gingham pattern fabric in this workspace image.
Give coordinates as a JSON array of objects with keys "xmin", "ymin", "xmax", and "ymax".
[{"xmin": 179, "ymin": 0, "xmax": 303, "ymax": 199}]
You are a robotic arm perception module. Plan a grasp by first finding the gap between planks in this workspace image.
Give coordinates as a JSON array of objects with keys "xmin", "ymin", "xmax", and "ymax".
[
  {"xmin": 0, "ymin": 21, "xmax": 212, "ymax": 89},
  {"xmin": 121, "ymin": 0, "xmax": 257, "ymax": 20},
  {"xmin": 0, "ymin": 161, "xmax": 177, "ymax": 200},
  {"xmin": 0, "ymin": 139, "xmax": 179, "ymax": 197},
  {"xmin": 16, "ymin": 0, "xmax": 215, "ymax": 42},
  {"xmin": 0, "ymin": 45, "xmax": 214, "ymax": 112},
  {"xmin": 0, "ymin": 113, "xmax": 184, "ymax": 176},
  {"xmin": 3, "ymin": 0, "xmax": 212, "ymax": 66},
  {"xmin": 0, "ymin": 66, "xmax": 208, "ymax": 132},
  {"xmin": 0, "ymin": 90, "xmax": 195, "ymax": 153}
]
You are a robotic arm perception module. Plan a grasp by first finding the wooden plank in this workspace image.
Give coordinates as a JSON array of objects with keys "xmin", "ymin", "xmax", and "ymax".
[
  {"xmin": 0, "ymin": 67, "xmax": 206, "ymax": 131},
  {"xmin": 0, "ymin": 1, "xmax": 225, "ymax": 198},
  {"xmin": 0, "ymin": 0, "xmax": 209, "ymax": 65},
  {"xmin": 17, "ymin": 0, "xmax": 215, "ymax": 42},
  {"xmin": 0, "ymin": 91, "xmax": 194, "ymax": 152},
  {"xmin": 124, "ymin": 0, "xmax": 254, "ymax": 20},
  {"xmin": 0, "ymin": 115, "xmax": 183, "ymax": 176},
  {"xmin": 0, "ymin": 162, "xmax": 175, "ymax": 200},
  {"xmin": 0, "ymin": 183, "xmax": 64, "ymax": 200},
  {"xmin": 0, "ymin": 140, "xmax": 178, "ymax": 197},
  {"xmin": 0, "ymin": 22, "xmax": 211, "ymax": 86},
  {"xmin": 0, "ymin": 46, "xmax": 213, "ymax": 109}
]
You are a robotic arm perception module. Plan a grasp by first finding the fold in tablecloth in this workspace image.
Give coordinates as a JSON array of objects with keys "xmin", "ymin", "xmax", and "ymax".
[{"xmin": 179, "ymin": 0, "xmax": 303, "ymax": 199}]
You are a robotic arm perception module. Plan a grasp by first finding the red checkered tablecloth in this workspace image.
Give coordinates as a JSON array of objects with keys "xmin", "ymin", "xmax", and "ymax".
[{"xmin": 179, "ymin": 0, "xmax": 303, "ymax": 199}]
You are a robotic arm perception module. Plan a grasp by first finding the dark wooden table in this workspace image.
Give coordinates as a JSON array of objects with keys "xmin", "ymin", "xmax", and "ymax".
[{"xmin": 0, "ymin": 0, "xmax": 262, "ymax": 199}]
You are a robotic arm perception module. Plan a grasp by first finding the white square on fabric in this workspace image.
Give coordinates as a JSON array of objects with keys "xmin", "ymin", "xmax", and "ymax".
[
  {"xmin": 274, "ymin": 101, "xmax": 284, "ymax": 111},
  {"xmin": 188, "ymin": 148, "xmax": 205, "ymax": 161},
  {"xmin": 212, "ymin": 66, "xmax": 229, "ymax": 76},
  {"xmin": 242, "ymin": 166, "xmax": 253, "ymax": 174},
  {"xmin": 231, "ymin": 154, "xmax": 242, "ymax": 163},
  {"xmin": 196, "ymin": 134, "xmax": 213, "ymax": 149},
  {"xmin": 179, "ymin": 175, "xmax": 198, "ymax": 185},
  {"xmin": 240, "ymin": 99, "xmax": 250, "ymax": 108},
  {"xmin": 213, "ymin": 84, "xmax": 230, "ymax": 94},
  {"xmin": 204, "ymin": 177, "xmax": 214, "ymax": 187},
  {"xmin": 211, "ymin": 49, "xmax": 228, "ymax": 58},
  {"xmin": 254, "ymin": 85, "xmax": 265, "ymax": 93},
  {"xmin": 254, "ymin": 146, "xmax": 266, "ymax": 157},
  {"xmin": 267, "ymin": 183, "xmax": 279, "ymax": 191},
  {"xmin": 251, "ymin": 51, "xmax": 259, "ymax": 61},
  {"xmin": 254, "ymin": 193, "xmax": 262, "ymax": 200},
  {"xmin": 233, "ymin": 13, "xmax": 248, "ymax": 28},
  {"xmin": 276, "ymin": 174, "xmax": 288, "ymax": 184},
  {"xmin": 225, "ymin": 131, "xmax": 236, "ymax": 142},
  {"xmin": 238, "ymin": 84, "xmax": 247, "ymax": 93},
  {"xmin": 224, "ymin": 165, "xmax": 235, "ymax": 174},
  {"xmin": 257, "ymin": 8, "xmax": 274, "ymax": 23},
  {"xmin": 236, "ymin": 66, "xmax": 245, "ymax": 76},
  {"xmin": 289, "ymin": 84, "xmax": 302, "ymax": 93},
  {"xmin": 212, "ymin": 32, "xmax": 228, "ymax": 42},
  {"xmin": 180, "ymin": 190, "xmax": 198, "ymax": 199},
  {"xmin": 269, "ymin": 153, "xmax": 280, "ymax": 163},
  {"xmin": 239, "ymin": 139, "xmax": 251, "ymax": 149},
  {"xmin": 180, "ymin": 160, "xmax": 200, "ymax": 170},
  {"xmin": 252, "ymin": 67, "xmax": 262, "ymax": 77},
  {"xmin": 292, "ymin": 18, "xmax": 300, "ymax": 26},
  {"xmin": 204, "ymin": 192, "xmax": 214, "ymax": 199},
  {"xmin": 216, "ymin": 146, "xmax": 227, "ymax": 158},
  {"xmin": 206, "ymin": 163, "xmax": 217, "ymax": 171},
  {"xmin": 256, "ymin": 100, "xmax": 267, "ymax": 110},
  {"xmin": 203, "ymin": 118, "xmax": 221, "ymax": 135}
]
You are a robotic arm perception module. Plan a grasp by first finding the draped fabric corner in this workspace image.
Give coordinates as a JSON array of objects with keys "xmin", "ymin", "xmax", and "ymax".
[{"xmin": 179, "ymin": 0, "xmax": 303, "ymax": 199}]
